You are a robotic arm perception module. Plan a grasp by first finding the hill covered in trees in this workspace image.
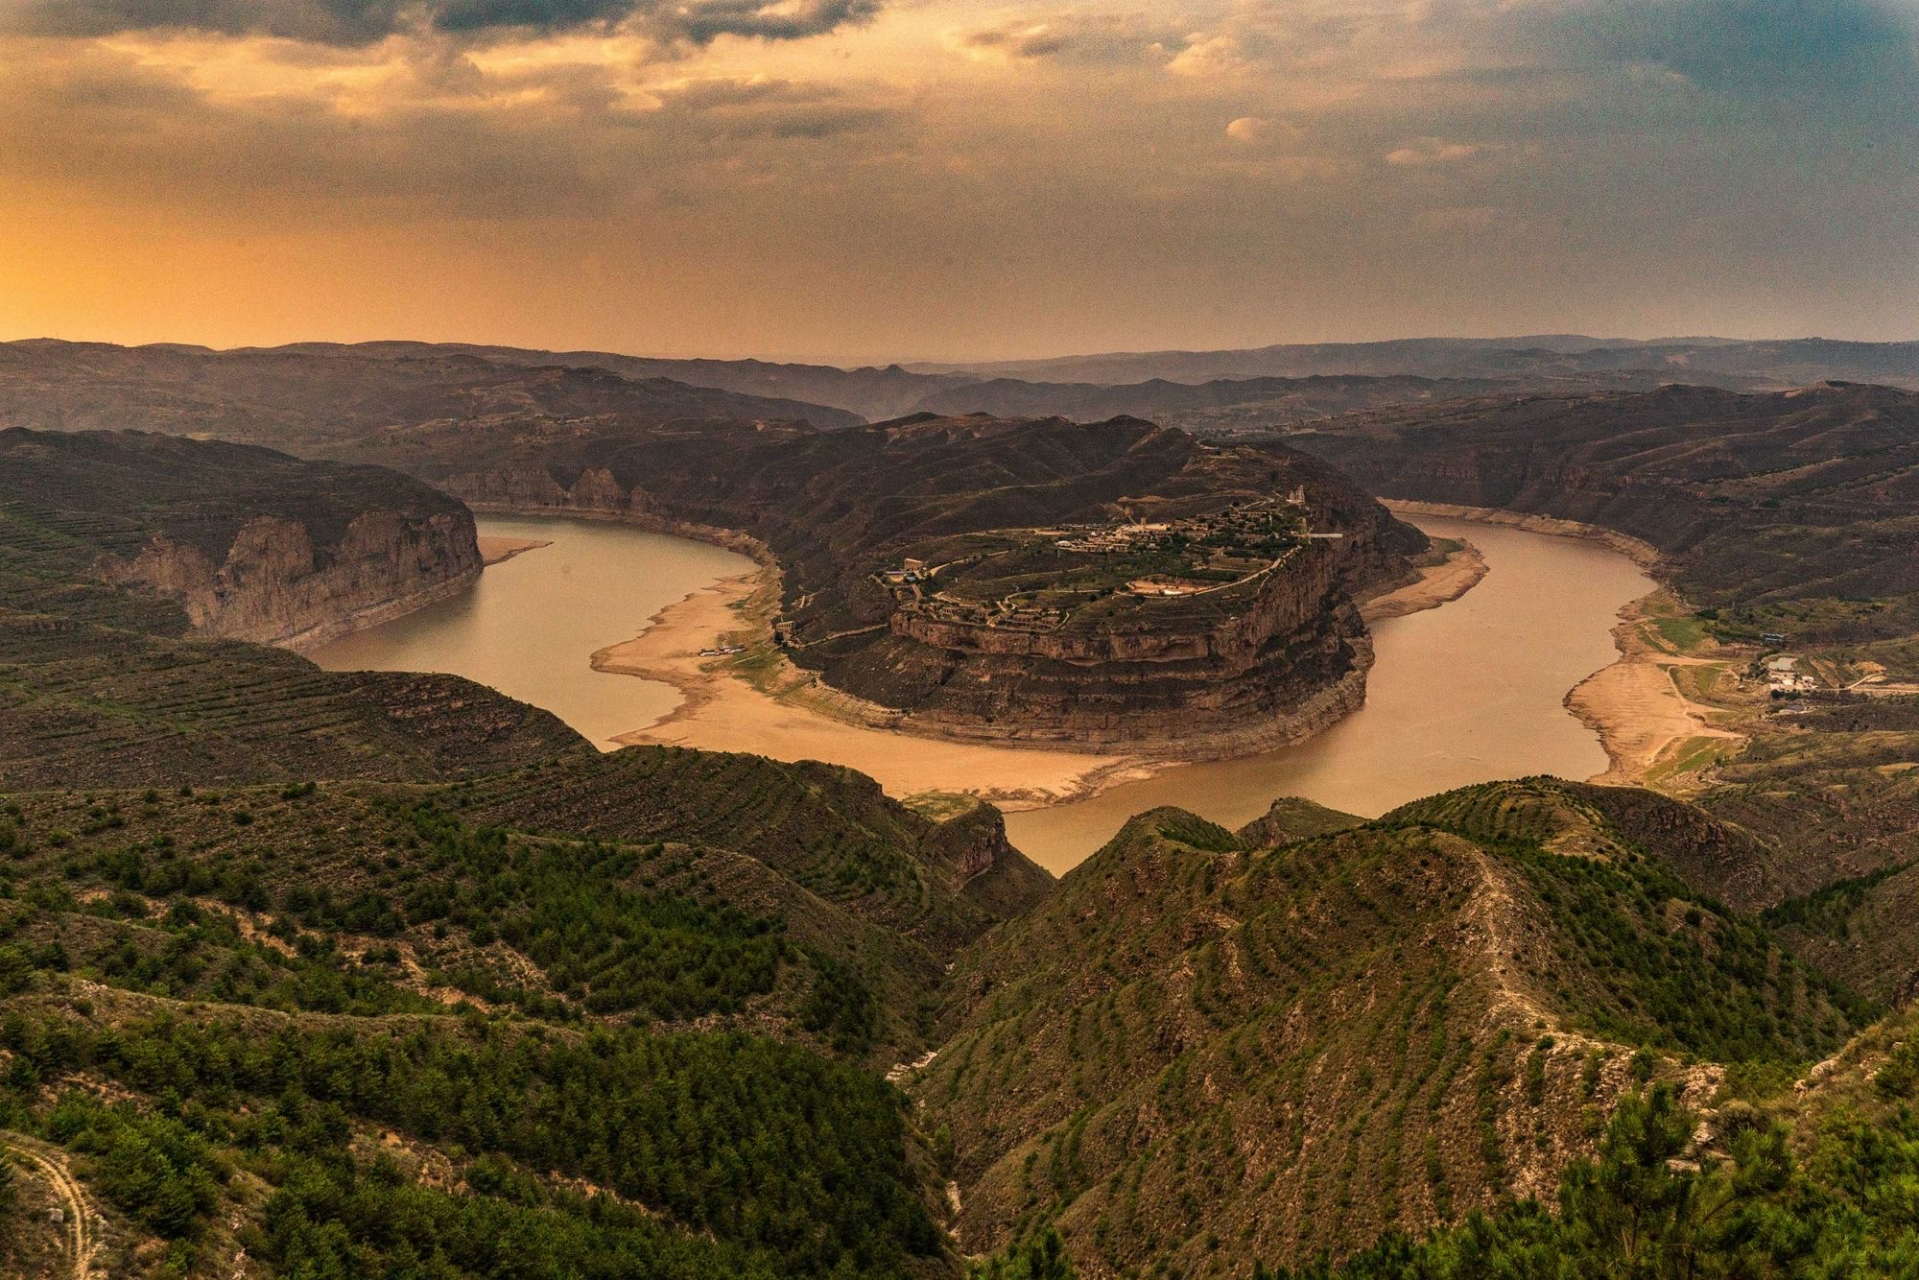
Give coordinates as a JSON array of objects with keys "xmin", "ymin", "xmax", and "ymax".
[
  {"xmin": 8, "ymin": 410, "xmax": 1919, "ymax": 1277},
  {"xmin": 1290, "ymin": 382, "xmax": 1919, "ymax": 655}
]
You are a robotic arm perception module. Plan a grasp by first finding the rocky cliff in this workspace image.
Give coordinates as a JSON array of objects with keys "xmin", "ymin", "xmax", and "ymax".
[
  {"xmin": 96, "ymin": 508, "xmax": 480, "ymax": 649},
  {"xmin": 433, "ymin": 414, "xmax": 1422, "ymax": 755},
  {"xmin": 1, "ymin": 427, "xmax": 483, "ymax": 650},
  {"xmin": 851, "ymin": 543, "xmax": 1372, "ymax": 753}
]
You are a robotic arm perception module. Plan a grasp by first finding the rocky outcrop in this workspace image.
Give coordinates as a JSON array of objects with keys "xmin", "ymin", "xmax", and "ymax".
[
  {"xmin": 95, "ymin": 508, "xmax": 482, "ymax": 650},
  {"xmin": 438, "ymin": 415, "xmax": 1415, "ymax": 758},
  {"xmin": 0, "ymin": 427, "xmax": 489, "ymax": 654},
  {"xmin": 843, "ymin": 546, "xmax": 1375, "ymax": 754}
]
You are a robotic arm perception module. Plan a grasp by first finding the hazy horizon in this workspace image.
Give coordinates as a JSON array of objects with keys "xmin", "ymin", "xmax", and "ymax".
[{"xmin": 6, "ymin": 327, "xmax": 1918, "ymax": 373}]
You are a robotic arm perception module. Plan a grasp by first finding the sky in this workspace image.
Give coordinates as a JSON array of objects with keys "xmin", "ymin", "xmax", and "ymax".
[{"xmin": 1, "ymin": 0, "xmax": 1916, "ymax": 363}]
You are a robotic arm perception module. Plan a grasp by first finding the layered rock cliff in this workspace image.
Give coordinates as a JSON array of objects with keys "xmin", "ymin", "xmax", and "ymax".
[
  {"xmin": 94, "ymin": 508, "xmax": 481, "ymax": 649},
  {"xmin": 433, "ymin": 413, "xmax": 1422, "ymax": 755},
  {"xmin": 1, "ymin": 427, "xmax": 483, "ymax": 650},
  {"xmin": 840, "ymin": 544, "xmax": 1372, "ymax": 753}
]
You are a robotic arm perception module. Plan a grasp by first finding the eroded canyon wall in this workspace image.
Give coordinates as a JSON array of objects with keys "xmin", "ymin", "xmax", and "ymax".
[{"xmin": 95, "ymin": 508, "xmax": 482, "ymax": 650}]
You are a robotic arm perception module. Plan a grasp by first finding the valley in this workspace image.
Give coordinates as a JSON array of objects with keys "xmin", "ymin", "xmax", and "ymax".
[
  {"xmin": 14, "ymin": 0, "xmax": 1919, "ymax": 1268},
  {"xmin": 309, "ymin": 511, "xmax": 1652, "ymax": 871},
  {"xmin": 7, "ymin": 351, "xmax": 1919, "ymax": 1277}
]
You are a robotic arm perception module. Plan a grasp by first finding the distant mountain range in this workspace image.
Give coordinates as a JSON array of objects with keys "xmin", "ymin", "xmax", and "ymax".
[
  {"xmin": 906, "ymin": 334, "xmax": 1919, "ymax": 389},
  {"xmin": 9, "ymin": 336, "xmax": 1919, "ymax": 444}
]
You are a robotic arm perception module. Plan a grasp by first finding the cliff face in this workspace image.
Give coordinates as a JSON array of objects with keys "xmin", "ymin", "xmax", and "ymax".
[
  {"xmin": 438, "ymin": 415, "xmax": 1418, "ymax": 756},
  {"xmin": 847, "ymin": 546, "xmax": 1373, "ymax": 753},
  {"xmin": 95, "ymin": 508, "xmax": 482, "ymax": 650},
  {"xmin": 1, "ymin": 427, "xmax": 486, "ymax": 651}
]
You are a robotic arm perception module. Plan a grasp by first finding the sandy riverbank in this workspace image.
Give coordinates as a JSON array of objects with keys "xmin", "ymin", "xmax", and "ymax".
[
  {"xmin": 1388, "ymin": 504, "xmax": 1746, "ymax": 787},
  {"xmin": 1378, "ymin": 502, "xmax": 1751, "ymax": 786},
  {"xmin": 1361, "ymin": 539, "xmax": 1489, "ymax": 622},
  {"xmin": 1564, "ymin": 594, "xmax": 1746, "ymax": 786},
  {"xmin": 596, "ymin": 574, "xmax": 1154, "ymax": 808},
  {"xmin": 593, "ymin": 531, "xmax": 1496, "ymax": 808},
  {"xmin": 1382, "ymin": 500, "xmax": 1661, "ymax": 568},
  {"xmin": 477, "ymin": 536, "xmax": 552, "ymax": 566}
]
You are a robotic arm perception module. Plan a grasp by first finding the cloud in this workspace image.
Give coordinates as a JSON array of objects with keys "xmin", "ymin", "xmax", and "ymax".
[
  {"xmin": 944, "ymin": 11, "xmax": 1181, "ymax": 64},
  {"xmin": 649, "ymin": 76, "xmax": 894, "ymax": 138},
  {"xmin": 1384, "ymin": 139, "xmax": 1497, "ymax": 166},
  {"xmin": 667, "ymin": 0, "xmax": 880, "ymax": 45},
  {"xmin": 0, "ymin": 36, "xmax": 906, "ymax": 223},
  {"xmin": 1, "ymin": 0, "xmax": 881, "ymax": 45},
  {"xmin": 1166, "ymin": 32, "xmax": 1250, "ymax": 77}
]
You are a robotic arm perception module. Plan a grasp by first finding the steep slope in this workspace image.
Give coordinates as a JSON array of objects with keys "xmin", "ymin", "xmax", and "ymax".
[
  {"xmin": 462, "ymin": 747, "xmax": 1053, "ymax": 958},
  {"xmin": 1385, "ymin": 776, "xmax": 1797, "ymax": 915},
  {"xmin": 0, "ymin": 419, "xmax": 1068, "ymax": 1276},
  {"xmin": 913, "ymin": 784, "xmax": 1868, "ymax": 1276},
  {"xmin": 1234, "ymin": 795, "xmax": 1365, "ymax": 846},
  {"xmin": 1291, "ymin": 382, "xmax": 1919, "ymax": 648},
  {"xmin": 1393, "ymin": 775, "xmax": 1919, "ymax": 1008},
  {"xmin": 1, "ymin": 427, "xmax": 485, "ymax": 648},
  {"xmin": 1301, "ymin": 998, "xmax": 1919, "ymax": 1277},
  {"xmin": 0, "ymin": 776, "xmax": 950, "ymax": 1063},
  {"xmin": 0, "ymin": 614, "xmax": 586, "ymax": 789},
  {"xmin": 1685, "ymin": 694, "xmax": 1919, "ymax": 1003},
  {"xmin": 438, "ymin": 411, "xmax": 1425, "ymax": 754}
]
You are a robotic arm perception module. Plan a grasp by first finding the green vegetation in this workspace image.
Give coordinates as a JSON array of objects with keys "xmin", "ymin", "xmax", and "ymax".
[
  {"xmin": 1506, "ymin": 843, "xmax": 1869, "ymax": 1064},
  {"xmin": 917, "ymin": 787, "xmax": 1876, "ymax": 1275},
  {"xmin": 1284, "ymin": 1080, "xmax": 1919, "ymax": 1277},
  {"xmin": 16, "ymin": 417, "xmax": 1919, "ymax": 1278},
  {"xmin": 1, "ymin": 1003, "xmax": 940, "ymax": 1275},
  {"xmin": 970, "ymin": 1228, "xmax": 1076, "ymax": 1278}
]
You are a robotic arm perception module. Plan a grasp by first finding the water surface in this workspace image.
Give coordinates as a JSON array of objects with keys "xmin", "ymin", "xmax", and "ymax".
[
  {"xmin": 313, "ymin": 514, "xmax": 1651, "ymax": 875},
  {"xmin": 311, "ymin": 516, "xmax": 755, "ymax": 748},
  {"xmin": 1003, "ymin": 517, "xmax": 1652, "ymax": 869}
]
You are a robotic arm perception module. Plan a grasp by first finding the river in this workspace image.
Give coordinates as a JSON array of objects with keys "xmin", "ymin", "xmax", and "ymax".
[
  {"xmin": 1003, "ymin": 517, "xmax": 1650, "ymax": 867},
  {"xmin": 312, "ymin": 513, "xmax": 1652, "ymax": 874},
  {"xmin": 311, "ymin": 516, "xmax": 756, "ymax": 748}
]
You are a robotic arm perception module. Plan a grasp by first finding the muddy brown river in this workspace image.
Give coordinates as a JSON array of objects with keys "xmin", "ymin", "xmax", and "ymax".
[{"xmin": 314, "ymin": 513, "xmax": 1652, "ymax": 874}]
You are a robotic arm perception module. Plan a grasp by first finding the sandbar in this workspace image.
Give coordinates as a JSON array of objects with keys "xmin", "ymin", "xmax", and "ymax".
[
  {"xmin": 1361, "ymin": 539, "xmax": 1489, "ymax": 622},
  {"xmin": 597, "ymin": 573, "xmax": 1153, "ymax": 809},
  {"xmin": 477, "ymin": 536, "xmax": 552, "ymax": 566}
]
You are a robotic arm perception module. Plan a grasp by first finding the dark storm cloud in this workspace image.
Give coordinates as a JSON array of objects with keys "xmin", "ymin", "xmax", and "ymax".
[
  {"xmin": 672, "ymin": 0, "xmax": 880, "ymax": 45},
  {"xmin": 4, "ymin": 0, "xmax": 409, "ymax": 43},
  {"xmin": 1, "ymin": 0, "xmax": 880, "ymax": 44}
]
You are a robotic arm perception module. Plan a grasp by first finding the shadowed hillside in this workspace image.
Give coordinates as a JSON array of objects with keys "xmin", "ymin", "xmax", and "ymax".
[
  {"xmin": 1292, "ymin": 382, "xmax": 1919, "ymax": 651},
  {"xmin": 0, "ymin": 340, "xmax": 862, "ymax": 455},
  {"xmin": 434, "ymin": 410, "xmax": 1427, "ymax": 753}
]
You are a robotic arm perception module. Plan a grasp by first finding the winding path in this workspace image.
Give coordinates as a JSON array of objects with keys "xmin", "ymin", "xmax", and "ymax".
[{"xmin": 2, "ymin": 1132, "xmax": 101, "ymax": 1279}]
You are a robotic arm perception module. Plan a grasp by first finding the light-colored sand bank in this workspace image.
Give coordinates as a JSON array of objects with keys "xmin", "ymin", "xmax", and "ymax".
[
  {"xmin": 477, "ymin": 536, "xmax": 552, "ymax": 566},
  {"xmin": 1360, "ymin": 539, "xmax": 1489, "ymax": 622},
  {"xmin": 1387, "ymin": 506, "xmax": 1745, "ymax": 789},
  {"xmin": 1565, "ymin": 596, "xmax": 1746, "ymax": 786},
  {"xmin": 597, "ymin": 574, "xmax": 1152, "ymax": 808}
]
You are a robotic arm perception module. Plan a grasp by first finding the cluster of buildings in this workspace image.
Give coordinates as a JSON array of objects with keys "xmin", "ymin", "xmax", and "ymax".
[{"xmin": 1765, "ymin": 654, "xmax": 1818, "ymax": 695}]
